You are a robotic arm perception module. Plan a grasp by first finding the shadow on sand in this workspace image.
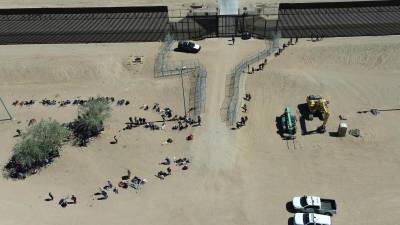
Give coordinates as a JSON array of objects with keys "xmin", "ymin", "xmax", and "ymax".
[
  {"xmin": 286, "ymin": 201, "xmax": 296, "ymax": 213},
  {"xmin": 288, "ymin": 217, "xmax": 294, "ymax": 225}
]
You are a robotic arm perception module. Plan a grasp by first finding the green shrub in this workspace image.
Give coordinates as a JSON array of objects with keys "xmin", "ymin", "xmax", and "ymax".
[
  {"xmin": 5, "ymin": 119, "xmax": 69, "ymax": 178},
  {"xmin": 71, "ymin": 97, "xmax": 111, "ymax": 146}
]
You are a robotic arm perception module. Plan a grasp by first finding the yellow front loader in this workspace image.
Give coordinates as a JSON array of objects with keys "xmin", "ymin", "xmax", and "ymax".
[{"xmin": 306, "ymin": 95, "xmax": 330, "ymax": 133}]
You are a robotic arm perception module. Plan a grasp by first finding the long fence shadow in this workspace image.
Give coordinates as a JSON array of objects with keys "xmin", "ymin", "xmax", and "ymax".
[{"xmin": 0, "ymin": 97, "xmax": 12, "ymax": 121}]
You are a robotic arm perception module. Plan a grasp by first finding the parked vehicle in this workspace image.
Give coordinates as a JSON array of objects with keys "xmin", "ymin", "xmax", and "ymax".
[
  {"xmin": 292, "ymin": 195, "xmax": 337, "ymax": 215},
  {"xmin": 177, "ymin": 40, "xmax": 201, "ymax": 53},
  {"xmin": 294, "ymin": 213, "xmax": 331, "ymax": 225}
]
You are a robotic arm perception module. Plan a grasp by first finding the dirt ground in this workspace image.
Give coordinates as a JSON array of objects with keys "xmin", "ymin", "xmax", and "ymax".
[{"xmin": 1, "ymin": 35, "xmax": 400, "ymax": 225}]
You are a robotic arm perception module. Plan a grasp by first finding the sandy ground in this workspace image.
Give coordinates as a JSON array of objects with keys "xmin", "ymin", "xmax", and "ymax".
[{"xmin": 1, "ymin": 35, "xmax": 400, "ymax": 225}]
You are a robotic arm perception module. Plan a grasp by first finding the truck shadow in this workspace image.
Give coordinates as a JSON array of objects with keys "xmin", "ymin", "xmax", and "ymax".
[
  {"xmin": 288, "ymin": 217, "xmax": 294, "ymax": 225},
  {"xmin": 286, "ymin": 201, "xmax": 296, "ymax": 213},
  {"xmin": 297, "ymin": 103, "xmax": 309, "ymax": 135},
  {"xmin": 275, "ymin": 116, "xmax": 284, "ymax": 138}
]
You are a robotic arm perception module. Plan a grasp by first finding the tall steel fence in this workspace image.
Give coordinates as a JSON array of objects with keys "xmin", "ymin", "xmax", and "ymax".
[
  {"xmin": 154, "ymin": 33, "xmax": 174, "ymax": 78},
  {"xmin": 224, "ymin": 32, "xmax": 280, "ymax": 126},
  {"xmin": 154, "ymin": 34, "xmax": 207, "ymax": 117}
]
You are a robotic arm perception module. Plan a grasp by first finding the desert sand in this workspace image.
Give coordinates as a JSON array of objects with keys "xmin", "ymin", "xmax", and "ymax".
[{"xmin": 0, "ymin": 21, "xmax": 400, "ymax": 225}]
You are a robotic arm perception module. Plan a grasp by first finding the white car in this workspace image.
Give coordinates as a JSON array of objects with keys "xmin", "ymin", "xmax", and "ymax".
[
  {"xmin": 293, "ymin": 196, "xmax": 321, "ymax": 209},
  {"xmin": 294, "ymin": 213, "xmax": 331, "ymax": 225}
]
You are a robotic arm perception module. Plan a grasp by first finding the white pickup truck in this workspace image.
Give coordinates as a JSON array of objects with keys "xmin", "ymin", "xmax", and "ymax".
[
  {"xmin": 294, "ymin": 213, "xmax": 331, "ymax": 225},
  {"xmin": 292, "ymin": 195, "xmax": 337, "ymax": 216}
]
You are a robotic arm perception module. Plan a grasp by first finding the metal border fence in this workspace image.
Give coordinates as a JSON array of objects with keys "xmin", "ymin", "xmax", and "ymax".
[
  {"xmin": 154, "ymin": 34, "xmax": 207, "ymax": 117},
  {"xmin": 224, "ymin": 32, "xmax": 280, "ymax": 126}
]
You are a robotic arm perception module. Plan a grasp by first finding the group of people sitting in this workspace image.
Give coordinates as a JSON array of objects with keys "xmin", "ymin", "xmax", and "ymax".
[
  {"xmin": 156, "ymin": 157, "xmax": 190, "ymax": 180},
  {"xmin": 123, "ymin": 116, "xmax": 148, "ymax": 130},
  {"xmin": 94, "ymin": 180, "xmax": 116, "ymax": 200},
  {"xmin": 124, "ymin": 102, "xmax": 201, "ymax": 132},
  {"xmin": 118, "ymin": 170, "xmax": 147, "ymax": 191},
  {"xmin": 45, "ymin": 192, "xmax": 77, "ymax": 208},
  {"xmin": 12, "ymin": 96, "xmax": 130, "ymax": 107},
  {"xmin": 236, "ymin": 93, "xmax": 251, "ymax": 129},
  {"xmin": 244, "ymin": 93, "xmax": 252, "ymax": 102},
  {"xmin": 94, "ymin": 170, "xmax": 147, "ymax": 201}
]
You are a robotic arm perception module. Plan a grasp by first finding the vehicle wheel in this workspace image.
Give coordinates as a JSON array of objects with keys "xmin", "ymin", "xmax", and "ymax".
[
  {"xmin": 319, "ymin": 113, "xmax": 326, "ymax": 121},
  {"xmin": 317, "ymin": 126, "xmax": 326, "ymax": 133}
]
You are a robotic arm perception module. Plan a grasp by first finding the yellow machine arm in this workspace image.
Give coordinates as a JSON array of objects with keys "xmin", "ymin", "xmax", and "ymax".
[{"xmin": 321, "ymin": 102, "xmax": 330, "ymax": 128}]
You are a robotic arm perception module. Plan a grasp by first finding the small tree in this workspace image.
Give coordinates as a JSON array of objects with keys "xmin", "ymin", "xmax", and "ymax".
[
  {"xmin": 71, "ymin": 97, "xmax": 111, "ymax": 146},
  {"xmin": 5, "ymin": 119, "xmax": 69, "ymax": 178}
]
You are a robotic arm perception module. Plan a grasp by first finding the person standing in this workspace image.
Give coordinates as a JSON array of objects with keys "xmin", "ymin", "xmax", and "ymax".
[
  {"xmin": 71, "ymin": 195, "xmax": 77, "ymax": 204},
  {"xmin": 232, "ymin": 36, "xmax": 235, "ymax": 45}
]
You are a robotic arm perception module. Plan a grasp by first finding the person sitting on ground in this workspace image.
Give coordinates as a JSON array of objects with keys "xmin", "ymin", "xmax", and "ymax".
[
  {"xmin": 242, "ymin": 104, "xmax": 247, "ymax": 113},
  {"xmin": 161, "ymin": 157, "xmax": 171, "ymax": 165},
  {"xmin": 161, "ymin": 122, "xmax": 166, "ymax": 130},
  {"xmin": 156, "ymin": 171, "xmax": 167, "ymax": 180},
  {"xmin": 152, "ymin": 103, "xmax": 159, "ymax": 110},
  {"xmin": 15, "ymin": 129, "xmax": 22, "ymax": 137},
  {"xmin": 162, "ymin": 138, "xmax": 173, "ymax": 145},
  {"xmin": 97, "ymin": 190, "xmax": 108, "ymax": 200},
  {"xmin": 103, "ymin": 180, "xmax": 113, "ymax": 190},
  {"xmin": 113, "ymin": 188, "xmax": 119, "ymax": 194},
  {"xmin": 122, "ymin": 169, "xmax": 131, "ymax": 180},
  {"xmin": 118, "ymin": 181, "xmax": 128, "ymax": 189},
  {"xmin": 59, "ymin": 196, "xmax": 68, "ymax": 208},
  {"xmin": 241, "ymin": 117, "xmax": 246, "ymax": 125}
]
